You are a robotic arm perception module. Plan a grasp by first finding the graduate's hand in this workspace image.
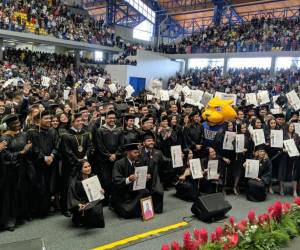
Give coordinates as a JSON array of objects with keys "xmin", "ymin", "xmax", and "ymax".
[
  {"xmin": 128, "ymin": 174, "xmax": 137, "ymax": 182},
  {"xmin": 78, "ymin": 203, "xmax": 87, "ymax": 211},
  {"xmin": 223, "ymin": 157, "xmax": 231, "ymax": 164},
  {"xmin": 196, "ymin": 145, "xmax": 202, "ymax": 150},
  {"xmin": 203, "ymin": 169, "xmax": 208, "ymax": 176},
  {"xmin": 23, "ymin": 85, "xmax": 31, "ymax": 97},
  {"xmin": 45, "ymin": 155, "xmax": 54, "ymax": 166},
  {"xmin": 147, "ymin": 174, "xmax": 151, "ymax": 181},
  {"xmin": 179, "ymin": 175, "xmax": 186, "ymax": 182},
  {"xmin": 21, "ymin": 141, "xmax": 32, "ymax": 154},
  {"xmin": 0, "ymin": 140, "xmax": 7, "ymax": 152},
  {"xmin": 100, "ymin": 188, "xmax": 105, "ymax": 194},
  {"xmin": 109, "ymin": 154, "xmax": 116, "ymax": 162}
]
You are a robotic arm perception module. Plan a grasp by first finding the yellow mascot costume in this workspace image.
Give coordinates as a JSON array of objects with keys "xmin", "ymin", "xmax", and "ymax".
[{"xmin": 201, "ymin": 97, "xmax": 237, "ymax": 146}]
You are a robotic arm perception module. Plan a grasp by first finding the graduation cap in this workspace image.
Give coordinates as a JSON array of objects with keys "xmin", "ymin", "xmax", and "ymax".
[
  {"xmin": 189, "ymin": 110, "xmax": 199, "ymax": 119},
  {"xmin": 255, "ymin": 144, "xmax": 266, "ymax": 151},
  {"xmin": 71, "ymin": 113, "xmax": 82, "ymax": 123},
  {"xmin": 124, "ymin": 113, "xmax": 135, "ymax": 121},
  {"xmin": 259, "ymin": 104, "xmax": 269, "ymax": 111},
  {"xmin": 160, "ymin": 115, "xmax": 168, "ymax": 122},
  {"xmin": 2, "ymin": 114, "xmax": 19, "ymax": 127},
  {"xmin": 273, "ymin": 113, "xmax": 285, "ymax": 119},
  {"xmin": 123, "ymin": 143, "xmax": 140, "ymax": 151},
  {"xmin": 39, "ymin": 110, "xmax": 52, "ymax": 118},
  {"xmin": 106, "ymin": 110, "xmax": 116, "ymax": 117},
  {"xmin": 78, "ymin": 106, "xmax": 88, "ymax": 113},
  {"xmin": 141, "ymin": 131, "xmax": 155, "ymax": 141},
  {"xmin": 275, "ymin": 95, "xmax": 288, "ymax": 107}
]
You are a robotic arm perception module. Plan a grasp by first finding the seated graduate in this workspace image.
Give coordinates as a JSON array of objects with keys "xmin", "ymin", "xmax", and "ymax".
[
  {"xmin": 175, "ymin": 149, "xmax": 200, "ymax": 202},
  {"xmin": 112, "ymin": 142, "xmax": 164, "ymax": 219},
  {"xmin": 246, "ymin": 145, "xmax": 272, "ymax": 202},
  {"xmin": 67, "ymin": 160, "xmax": 105, "ymax": 228},
  {"xmin": 200, "ymin": 147, "xmax": 225, "ymax": 194}
]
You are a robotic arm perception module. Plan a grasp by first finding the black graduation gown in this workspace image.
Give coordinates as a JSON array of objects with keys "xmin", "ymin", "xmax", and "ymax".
[
  {"xmin": 199, "ymin": 157, "xmax": 224, "ymax": 194},
  {"xmin": 139, "ymin": 149, "xmax": 164, "ymax": 212},
  {"xmin": 213, "ymin": 132, "xmax": 235, "ymax": 186},
  {"xmin": 278, "ymin": 133, "xmax": 300, "ymax": 181},
  {"xmin": 120, "ymin": 127, "xmax": 140, "ymax": 146},
  {"xmin": 67, "ymin": 174, "xmax": 105, "ymax": 228},
  {"xmin": 184, "ymin": 123, "xmax": 204, "ymax": 157},
  {"xmin": 246, "ymin": 158, "xmax": 272, "ymax": 202},
  {"xmin": 0, "ymin": 132, "xmax": 32, "ymax": 228},
  {"xmin": 232, "ymin": 133, "xmax": 252, "ymax": 178},
  {"xmin": 264, "ymin": 128, "xmax": 283, "ymax": 180},
  {"xmin": 27, "ymin": 127, "xmax": 59, "ymax": 217},
  {"xmin": 60, "ymin": 129, "xmax": 93, "ymax": 212},
  {"xmin": 112, "ymin": 157, "xmax": 150, "ymax": 219},
  {"xmin": 93, "ymin": 126, "xmax": 122, "ymax": 200},
  {"xmin": 175, "ymin": 165, "xmax": 200, "ymax": 202}
]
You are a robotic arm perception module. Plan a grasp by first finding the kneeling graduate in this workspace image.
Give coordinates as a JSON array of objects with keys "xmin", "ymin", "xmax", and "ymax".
[
  {"xmin": 67, "ymin": 160, "xmax": 105, "ymax": 227},
  {"xmin": 112, "ymin": 142, "xmax": 164, "ymax": 219}
]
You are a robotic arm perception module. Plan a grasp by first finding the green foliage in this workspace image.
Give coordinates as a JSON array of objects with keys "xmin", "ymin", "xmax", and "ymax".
[
  {"xmin": 278, "ymin": 215, "xmax": 298, "ymax": 238},
  {"xmin": 200, "ymin": 243, "xmax": 223, "ymax": 250},
  {"xmin": 271, "ymin": 230, "xmax": 290, "ymax": 247}
]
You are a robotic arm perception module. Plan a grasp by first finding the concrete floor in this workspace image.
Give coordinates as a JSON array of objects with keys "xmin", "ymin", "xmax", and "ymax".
[{"xmin": 0, "ymin": 190, "xmax": 299, "ymax": 250}]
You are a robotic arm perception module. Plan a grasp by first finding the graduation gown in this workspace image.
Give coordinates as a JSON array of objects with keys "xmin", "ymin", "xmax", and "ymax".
[
  {"xmin": 139, "ymin": 149, "xmax": 164, "ymax": 212},
  {"xmin": 112, "ymin": 157, "xmax": 150, "ymax": 218},
  {"xmin": 184, "ymin": 123, "xmax": 204, "ymax": 158},
  {"xmin": 60, "ymin": 129, "xmax": 93, "ymax": 212},
  {"xmin": 67, "ymin": 174, "xmax": 105, "ymax": 228},
  {"xmin": 0, "ymin": 131, "xmax": 32, "ymax": 228},
  {"xmin": 93, "ymin": 125, "xmax": 122, "ymax": 200},
  {"xmin": 278, "ymin": 132, "xmax": 300, "ymax": 181},
  {"xmin": 27, "ymin": 127, "xmax": 59, "ymax": 217},
  {"xmin": 246, "ymin": 158, "xmax": 272, "ymax": 202},
  {"xmin": 120, "ymin": 127, "xmax": 140, "ymax": 146}
]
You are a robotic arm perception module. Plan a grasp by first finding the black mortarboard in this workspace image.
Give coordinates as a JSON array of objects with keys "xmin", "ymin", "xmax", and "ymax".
[
  {"xmin": 2, "ymin": 114, "xmax": 19, "ymax": 126},
  {"xmin": 123, "ymin": 143, "xmax": 140, "ymax": 151},
  {"xmin": 160, "ymin": 115, "xmax": 168, "ymax": 122},
  {"xmin": 255, "ymin": 144, "xmax": 266, "ymax": 151},
  {"xmin": 189, "ymin": 110, "xmax": 199, "ymax": 119},
  {"xmin": 72, "ymin": 113, "xmax": 82, "ymax": 122},
  {"xmin": 141, "ymin": 131, "xmax": 155, "ymax": 141},
  {"xmin": 106, "ymin": 110, "xmax": 116, "ymax": 117},
  {"xmin": 141, "ymin": 115, "xmax": 151, "ymax": 124},
  {"xmin": 40, "ymin": 110, "xmax": 52, "ymax": 118},
  {"xmin": 259, "ymin": 104, "xmax": 269, "ymax": 111},
  {"xmin": 78, "ymin": 106, "xmax": 88, "ymax": 113},
  {"xmin": 274, "ymin": 113, "xmax": 285, "ymax": 119},
  {"xmin": 124, "ymin": 113, "xmax": 135, "ymax": 121}
]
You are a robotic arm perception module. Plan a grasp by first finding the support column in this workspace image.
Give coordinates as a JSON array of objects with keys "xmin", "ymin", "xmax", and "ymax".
[
  {"xmin": 74, "ymin": 49, "xmax": 80, "ymax": 72},
  {"xmin": 0, "ymin": 38, "xmax": 4, "ymax": 61},
  {"xmin": 270, "ymin": 55, "xmax": 276, "ymax": 77},
  {"xmin": 223, "ymin": 56, "xmax": 228, "ymax": 74}
]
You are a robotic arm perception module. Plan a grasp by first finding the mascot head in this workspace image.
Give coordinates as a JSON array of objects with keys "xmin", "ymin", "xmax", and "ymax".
[{"xmin": 202, "ymin": 97, "xmax": 237, "ymax": 125}]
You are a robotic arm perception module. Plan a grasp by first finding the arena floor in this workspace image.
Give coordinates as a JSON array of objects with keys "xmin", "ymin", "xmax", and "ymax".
[{"xmin": 0, "ymin": 189, "xmax": 300, "ymax": 250}]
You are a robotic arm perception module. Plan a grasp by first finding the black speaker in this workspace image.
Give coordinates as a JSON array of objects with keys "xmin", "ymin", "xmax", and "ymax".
[{"xmin": 191, "ymin": 193, "xmax": 232, "ymax": 222}]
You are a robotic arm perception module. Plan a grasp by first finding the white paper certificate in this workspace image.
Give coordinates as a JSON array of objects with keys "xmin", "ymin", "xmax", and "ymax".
[
  {"xmin": 246, "ymin": 93, "xmax": 258, "ymax": 106},
  {"xmin": 270, "ymin": 130, "xmax": 283, "ymax": 148},
  {"xmin": 235, "ymin": 134, "xmax": 245, "ymax": 153},
  {"xmin": 215, "ymin": 92, "xmax": 237, "ymax": 106},
  {"xmin": 182, "ymin": 86, "xmax": 191, "ymax": 97},
  {"xmin": 160, "ymin": 90, "xmax": 170, "ymax": 101},
  {"xmin": 82, "ymin": 175, "xmax": 104, "ymax": 202},
  {"xmin": 223, "ymin": 131, "xmax": 236, "ymax": 150},
  {"xmin": 293, "ymin": 123, "xmax": 300, "ymax": 136},
  {"xmin": 207, "ymin": 160, "xmax": 219, "ymax": 180},
  {"xmin": 252, "ymin": 129, "xmax": 265, "ymax": 146},
  {"xmin": 286, "ymin": 90, "xmax": 300, "ymax": 111},
  {"xmin": 133, "ymin": 166, "xmax": 148, "ymax": 191},
  {"xmin": 257, "ymin": 90, "xmax": 270, "ymax": 105},
  {"xmin": 284, "ymin": 139, "xmax": 300, "ymax": 157},
  {"xmin": 245, "ymin": 159, "xmax": 260, "ymax": 179},
  {"xmin": 189, "ymin": 159, "xmax": 203, "ymax": 179},
  {"xmin": 171, "ymin": 145, "xmax": 183, "ymax": 168},
  {"xmin": 201, "ymin": 92, "xmax": 213, "ymax": 106}
]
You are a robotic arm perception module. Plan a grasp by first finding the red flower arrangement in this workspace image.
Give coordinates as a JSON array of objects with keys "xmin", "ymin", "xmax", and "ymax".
[{"xmin": 161, "ymin": 197, "xmax": 300, "ymax": 250}]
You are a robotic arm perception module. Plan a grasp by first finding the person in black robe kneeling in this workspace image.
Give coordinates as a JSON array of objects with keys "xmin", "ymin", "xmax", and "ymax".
[
  {"xmin": 246, "ymin": 145, "xmax": 272, "ymax": 202},
  {"xmin": 67, "ymin": 160, "xmax": 105, "ymax": 228},
  {"xmin": 112, "ymin": 141, "xmax": 164, "ymax": 219}
]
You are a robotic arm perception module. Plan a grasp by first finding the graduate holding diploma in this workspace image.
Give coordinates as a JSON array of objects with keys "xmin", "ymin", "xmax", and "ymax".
[
  {"xmin": 246, "ymin": 145, "xmax": 272, "ymax": 202},
  {"xmin": 67, "ymin": 160, "xmax": 105, "ymax": 228}
]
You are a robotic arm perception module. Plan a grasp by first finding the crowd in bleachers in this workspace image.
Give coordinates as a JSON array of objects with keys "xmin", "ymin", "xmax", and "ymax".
[
  {"xmin": 0, "ymin": 0, "xmax": 115, "ymax": 46},
  {"xmin": 168, "ymin": 67, "xmax": 300, "ymax": 99},
  {"xmin": 159, "ymin": 16, "xmax": 300, "ymax": 54}
]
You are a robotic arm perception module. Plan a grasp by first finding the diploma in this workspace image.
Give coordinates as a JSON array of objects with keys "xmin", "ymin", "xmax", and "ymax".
[
  {"xmin": 257, "ymin": 90, "xmax": 270, "ymax": 105},
  {"xmin": 245, "ymin": 159, "xmax": 260, "ymax": 179},
  {"xmin": 270, "ymin": 130, "xmax": 283, "ymax": 148},
  {"xmin": 133, "ymin": 166, "xmax": 148, "ymax": 191},
  {"xmin": 286, "ymin": 90, "xmax": 300, "ymax": 111},
  {"xmin": 189, "ymin": 159, "xmax": 203, "ymax": 179},
  {"xmin": 284, "ymin": 139, "xmax": 300, "ymax": 157},
  {"xmin": 215, "ymin": 91, "xmax": 237, "ymax": 106},
  {"xmin": 252, "ymin": 129, "xmax": 265, "ymax": 146},
  {"xmin": 171, "ymin": 145, "xmax": 183, "ymax": 168},
  {"xmin": 207, "ymin": 160, "xmax": 219, "ymax": 180},
  {"xmin": 246, "ymin": 93, "xmax": 258, "ymax": 106},
  {"xmin": 108, "ymin": 83, "xmax": 117, "ymax": 94},
  {"xmin": 223, "ymin": 131, "xmax": 236, "ymax": 150},
  {"xmin": 182, "ymin": 86, "xmax": 191, "ymax": 97},
  {"xmin": 160, "ymin": 90, "xmax": 170, "ymax": 101},
  {"xmin": 293, "ymin": 123, "xmax": 300, "ymax": 136},
  {"xmin": 201, "ymin": 92, "xmax": 213, "ymax": 106},
  {"xmin": 235, "ymin": 134, "xmax": 245, "ymax": 153},
  {"xmin": 82, "ymin": 175, "xmax": 104, "ymax": 202}
]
